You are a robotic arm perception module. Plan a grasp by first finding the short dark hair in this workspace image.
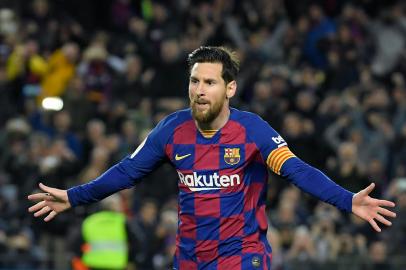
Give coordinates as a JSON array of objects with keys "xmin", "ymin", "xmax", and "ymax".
[{"xmin": 187, "ymin": 46, "xmax": 240, "ymax": 84}]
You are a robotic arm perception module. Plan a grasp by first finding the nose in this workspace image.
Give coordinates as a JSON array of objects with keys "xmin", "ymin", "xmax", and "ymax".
[{"xmin": 195, "ymin": 82, "xmax": 205, "ymax": 97}]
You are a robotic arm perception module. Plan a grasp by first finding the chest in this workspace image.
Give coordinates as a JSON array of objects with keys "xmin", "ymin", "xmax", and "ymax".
[{"xmin": 168, "ymin": 142, "xmax": 259, "ymax": 172}]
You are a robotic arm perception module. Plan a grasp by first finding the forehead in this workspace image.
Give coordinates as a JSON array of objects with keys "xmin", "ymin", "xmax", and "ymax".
[{"xmin": 190, "ymin": 62, "xmax": 223, "ymax": 79}]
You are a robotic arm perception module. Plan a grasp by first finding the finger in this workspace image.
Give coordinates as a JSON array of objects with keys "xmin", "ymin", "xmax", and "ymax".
[
  {"xmin": 377, "ymin": 207, "xmax": 397, "ymax": 218},
  {"xmin": 369, "ymin": 218, "xmax": 381, "ymax": 232},
  {"xmin": 376, "ymin": 199, "xmax": 395, "ymax": 208},
  {"xmin": 374, "ymin": 214, "xmax": 392, "ymax": 226},
  {"xmin": 362, "ymin": 183, "xmax": 375, "ymax": 195},
  {"xmin": 28, "ymin": 193, "xmax": 49, "ymax": 201},
  {"xmin": 28, "ymin": 192, "xmax": 55, "ymax": 202},
  {"xmin": 34, "ymin": 206, "xmax": 51, "ymax": 217},
  {"xmin": 28, "ymin": 200, "xmax": 46, "ymax": 212},
  {"xmin": 44, "ymin": 210, "xmax": 57, "ymax": 222}
]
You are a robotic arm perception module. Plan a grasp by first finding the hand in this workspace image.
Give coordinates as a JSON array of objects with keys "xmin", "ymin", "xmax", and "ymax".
[
  {"xmin": 28, "ymin": 183, "xmax": 71, "ymax": 222},
  {"xmin": 352, "ymin": 183, "xmax": 396, "ymax": 232}
]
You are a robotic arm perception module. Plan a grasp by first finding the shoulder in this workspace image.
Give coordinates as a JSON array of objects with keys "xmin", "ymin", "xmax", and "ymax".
[
  {"xmin": 156, "ymin": 108, "xmax": 192, "ymax": 129},
  {"xmin": 143, "ymin": 108, "xmax": 192, "ymax": 149},
  {"xmin": 230, "ymin": 108, "xmax": 281, "ymax": 142},
  {"xmin": 230, "ymin": 108, "xmax": 272, "ymax": 129},
  {"xmin": 152, "ymin": 108, "xmax": 192, "ymax": 137}
]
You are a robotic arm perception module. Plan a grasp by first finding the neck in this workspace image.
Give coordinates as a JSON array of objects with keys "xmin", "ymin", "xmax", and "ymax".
[{"xmin": 195, "ymin": 105, "xmax": 230, "ymax": 131}]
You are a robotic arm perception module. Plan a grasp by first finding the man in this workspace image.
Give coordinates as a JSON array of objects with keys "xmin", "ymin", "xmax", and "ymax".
[
  {"xmin": 28, "ymin": 46, "xmax": 396, "ymax": 269},
  {"xmin": 70, "ymin": 194, "xmax": 135, "ymax": 270}
]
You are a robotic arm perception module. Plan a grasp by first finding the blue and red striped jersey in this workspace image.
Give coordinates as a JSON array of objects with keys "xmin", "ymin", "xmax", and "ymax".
[{"xmin": 68, "ymin": 107, "xmax": 353, "ymax": 270}]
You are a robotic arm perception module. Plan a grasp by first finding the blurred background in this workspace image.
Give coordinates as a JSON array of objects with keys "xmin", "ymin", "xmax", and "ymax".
[{"xmin": 0, "ymin": 0, "xmax": 405, "ymax": 269}]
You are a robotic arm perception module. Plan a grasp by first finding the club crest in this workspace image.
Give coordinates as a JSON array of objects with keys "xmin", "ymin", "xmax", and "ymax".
[{"xmin": 224, "ymin": 148, "xmax": 240, "ymax": 165}]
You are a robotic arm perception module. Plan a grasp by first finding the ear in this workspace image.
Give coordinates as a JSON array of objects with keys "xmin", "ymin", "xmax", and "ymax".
[{"xmin": 226, "ymin": 80, "xmax": 237, "ymax": 99}]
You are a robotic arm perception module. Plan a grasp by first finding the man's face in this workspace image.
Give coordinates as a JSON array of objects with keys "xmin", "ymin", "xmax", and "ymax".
[{"xmin": 189, "ymin": 62, "xmax": 228, "ymax": 124}]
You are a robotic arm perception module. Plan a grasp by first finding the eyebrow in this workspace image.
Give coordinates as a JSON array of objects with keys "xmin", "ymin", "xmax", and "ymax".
[{"xmin": 190, "ymin": 76, "xmax": 217, "ymax": 83}]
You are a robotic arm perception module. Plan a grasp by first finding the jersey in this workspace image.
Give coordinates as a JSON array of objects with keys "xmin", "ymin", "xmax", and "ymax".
[{"xmin": 68, "ymin": 107, "xmax": 354, "ymax": 270}]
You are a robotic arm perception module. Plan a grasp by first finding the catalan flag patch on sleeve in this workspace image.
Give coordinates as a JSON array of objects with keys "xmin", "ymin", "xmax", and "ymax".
[{"xmin": 266, "ymin": 146, "xmax": 296, "ymax": 175}]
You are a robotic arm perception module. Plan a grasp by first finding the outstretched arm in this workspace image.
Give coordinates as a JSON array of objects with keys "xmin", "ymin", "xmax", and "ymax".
[
  {"xmin": 28, "ymin": 183, "xmax": 71, "ymax": 222},
  {"xmin": 245, "ymin": 114, "xmax": 397, "ymax": 233},
  {"xmin": 27, "ymin": 163, "xmax": 135, "ymax": 222},
  {"xmin": 28, "ymin": 113, "xmax": 173, "ymax": 221},
  {"xmin": 279, "ymin": 157, "xmax": 396, "ymax": 232},
  {"xmin": 27, "ymin": 158, "xmax": 150, "ymax": 221},
  {"xmin": 352, "ymin": 183, "xmax": 396, "ymax": 232}
]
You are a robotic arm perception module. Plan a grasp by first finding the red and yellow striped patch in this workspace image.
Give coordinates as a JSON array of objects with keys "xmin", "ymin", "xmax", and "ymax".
[{"xmin": 266, "ymin": 146, "xmax": 295, "ymax": 175}]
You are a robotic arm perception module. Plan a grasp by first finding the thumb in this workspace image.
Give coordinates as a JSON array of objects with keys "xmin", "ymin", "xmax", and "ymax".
[
  {"xmin": 361, "ymin": 183, "xmax": 375, "ymax": 195},
  {"xmin": 39, "ymin": 182, "xmax": 56, "ymax": 195}
]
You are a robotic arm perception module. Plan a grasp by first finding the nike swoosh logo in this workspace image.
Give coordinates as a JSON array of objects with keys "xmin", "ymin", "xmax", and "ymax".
[{"xmin": 175, "ymin": 153, "xmax": 191, "ymax": 161}]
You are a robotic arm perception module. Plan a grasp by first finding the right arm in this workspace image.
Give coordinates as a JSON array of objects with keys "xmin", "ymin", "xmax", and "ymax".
[
  {"xmin": 68, "ymin": 134, "xmax": 165, "ymax": 206},
  {"xmin": 28, "ymin": 114, "xmax": 173, "ymax": 221}
]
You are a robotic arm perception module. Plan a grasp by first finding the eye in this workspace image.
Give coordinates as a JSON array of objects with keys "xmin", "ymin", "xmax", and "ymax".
[
  {"xmin": 190, "ymin": 78, "xmax": 198, "ymax": 84},
  {"xmin": 207, "ymin": 80, "xmax": 215, "ymax": 86}
]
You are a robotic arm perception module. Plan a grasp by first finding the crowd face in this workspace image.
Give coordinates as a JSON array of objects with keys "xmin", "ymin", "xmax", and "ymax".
[{"xmin": 189, "ymin": 62, "xmax": 228, "ymax": 124}]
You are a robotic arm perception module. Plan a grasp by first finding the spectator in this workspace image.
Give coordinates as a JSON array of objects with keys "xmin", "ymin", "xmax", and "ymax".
[
  {"xmin": 285, "ymin": 225, "xmax": 317, "ymax": 270},
  {"xmin": 43, "ymin": 110, "xmax": 82, "ymax": 159},
  {"xmin": 335, "ymin": 232, "xmax": 367, "ymax": 270},
  {"xmin": 39, "ymin": 42, "xmax": 79, "ymax": 102},
  {"xmin": 78, "ymin": 44, "xmax": 114, "ymax": 113},
  {"xmin": 70, "ymin": 194, "xmax": 136, "ymax": 270},
  {"xmin": 385, "ymin": 178, "xmax": 406, "ymax": 257},
  {"xmin": 112, "ymin": 54, "xmax": 149, "ymax": 108},
  {"xmin": 129, "ymin": 198, "xmax": 160, "ymax": 270},
  {"xmin": 366, "ymin": 241, "xmax": 392, "ymax": 270}
]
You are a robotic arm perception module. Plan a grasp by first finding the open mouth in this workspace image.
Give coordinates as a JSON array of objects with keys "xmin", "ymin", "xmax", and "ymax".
[
  {"xmin": 195, "ymin": 98, "xmax": 209, "ymax": 104},
  {"xmin": 195, "ymin": 99, "xmax": 209, "ymax": 108},
  {"xmin": 196, "ymin": 103, "xmax": 209, "ymax": 110}
]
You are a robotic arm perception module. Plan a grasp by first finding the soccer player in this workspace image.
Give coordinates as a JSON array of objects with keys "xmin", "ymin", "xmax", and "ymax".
[{"xmin": 28, "ymin": 46, "xmax": 396, "ymax": 269}]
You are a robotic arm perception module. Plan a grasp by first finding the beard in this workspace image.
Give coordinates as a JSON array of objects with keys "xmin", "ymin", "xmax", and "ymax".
[{"xmin": 190, "ymin": 94, "xmax": 226, "ymax": 124}]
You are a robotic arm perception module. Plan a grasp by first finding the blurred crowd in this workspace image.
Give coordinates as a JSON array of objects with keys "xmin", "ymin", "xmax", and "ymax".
[{"xmin": 0, "ymin": 0, "xmax": 405, "ymax": 269}]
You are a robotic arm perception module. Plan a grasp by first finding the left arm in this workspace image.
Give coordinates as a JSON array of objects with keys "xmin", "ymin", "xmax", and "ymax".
[
  {"xmin": 280, "ymin": 156, "xmax": 354, "ymax": 212},
  {"xmin": 280, "ymin": 155, "xmax": 396, "ymax": 232},
  {"xmin": 245, "ymin": 113, "xmax": 396, "ymax": 232}
]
